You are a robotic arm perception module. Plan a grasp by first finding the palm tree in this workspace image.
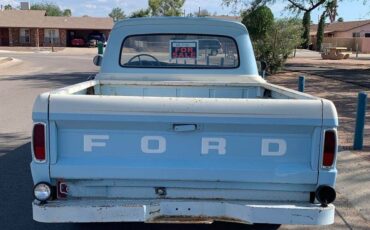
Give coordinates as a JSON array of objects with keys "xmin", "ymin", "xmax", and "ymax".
[{"xmin": 325, "ymin": 0, "xmax": 338, "ymax": 23}]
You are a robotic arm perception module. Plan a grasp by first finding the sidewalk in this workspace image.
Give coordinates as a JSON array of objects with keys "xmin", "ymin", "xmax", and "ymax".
[
  {"xmin": 0, "ymin": 57, "xmax": 13, "ymax": 64},
  {"xmin": 293, "ymin": 49, "xmax": 370, "ymax": 67},
  {"xmin": 0, "ymin": 46, "xmax": 98, "ymax": 55},
  {"xmin": 268, "ymin": 68, "xmax": 370, "ymax": 229}
]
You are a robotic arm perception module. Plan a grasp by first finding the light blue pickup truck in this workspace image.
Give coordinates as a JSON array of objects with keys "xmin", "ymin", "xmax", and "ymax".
[{"xmin": 31, "ymin": 17, "xmax": 338, "ymax": 226}]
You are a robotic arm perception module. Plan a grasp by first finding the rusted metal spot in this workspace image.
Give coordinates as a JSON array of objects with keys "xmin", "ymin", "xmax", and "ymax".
[
  {"xmin": 147, "ymin": 215, "xmax": 251, "ymax": 225},
  {"xmin": 149, "ymin": 208, "xmax": 161, "ymax": 215},
  {"xmin": 148, "ymin": 215, "xmax": 214, "ymax": 224}
]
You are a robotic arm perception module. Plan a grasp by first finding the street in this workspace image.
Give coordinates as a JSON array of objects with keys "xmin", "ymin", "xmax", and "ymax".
[{"xmin": 0, "ymin": 52, "xmax": 97, "ymax": 156}]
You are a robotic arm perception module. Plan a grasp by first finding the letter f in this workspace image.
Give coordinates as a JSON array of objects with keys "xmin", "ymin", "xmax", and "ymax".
[{"xmin": 84, "ymin": 135, "xmax": 110, "ymax": 152}]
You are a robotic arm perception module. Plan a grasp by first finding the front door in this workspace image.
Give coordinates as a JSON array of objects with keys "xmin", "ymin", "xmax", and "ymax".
[{"xmin": 0, "ymin": 28, "xmax": 9, "ymax": 46}]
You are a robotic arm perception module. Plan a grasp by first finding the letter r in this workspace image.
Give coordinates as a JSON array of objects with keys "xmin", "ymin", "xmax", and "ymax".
[{"xmin": 201, "ymin": 137, "xmax": 226, "ymax": 155}]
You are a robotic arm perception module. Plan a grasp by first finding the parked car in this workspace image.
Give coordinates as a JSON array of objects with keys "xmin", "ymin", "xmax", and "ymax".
[
  {"xmin": 198, "ymin": 39, "xmax": 222, "ymax": 56},
  {"xmin": 31, "ymin": 17, "xmax": 338, "ymax": 226},
  {"xmin": 87, "ymin": 33, "xmax": 107, "ymax": 47},
  {"xmin": 70, "ymin": 38, "xmax": 85, "ymax": 47}
]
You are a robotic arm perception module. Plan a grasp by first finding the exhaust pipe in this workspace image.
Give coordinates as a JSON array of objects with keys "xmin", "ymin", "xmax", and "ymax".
[{"xmin": 315, "ymin": 185, "xmax": 336, "ymax": 207}]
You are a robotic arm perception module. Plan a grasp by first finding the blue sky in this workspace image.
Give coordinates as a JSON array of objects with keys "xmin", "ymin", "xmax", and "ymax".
[{"xmin": 1, "ymin": 0, "xmax": 369, "ymax": 23}]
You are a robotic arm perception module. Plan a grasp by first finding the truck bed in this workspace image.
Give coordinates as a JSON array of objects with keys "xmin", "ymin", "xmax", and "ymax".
[{"xmin": 54, "ymin": 80, "xmax": 316, "ymax": 100}]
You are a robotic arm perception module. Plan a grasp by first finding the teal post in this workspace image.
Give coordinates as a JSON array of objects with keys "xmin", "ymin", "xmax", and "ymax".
[
  {"xmin": 353, "ymin": 92, "xmax": 368, "ymax": 150},
  {"xmin": 98, "ymin": 42, "xmax": 103, "ymax": 55},
  {"xmin": 298, "ymin": 76, "xmax": 305, "ymax": 92}
]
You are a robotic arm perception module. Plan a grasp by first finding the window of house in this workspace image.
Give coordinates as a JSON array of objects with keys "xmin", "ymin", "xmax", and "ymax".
[
  {"xmin": 352, "ymin": 32, "xmax": 361, "ymax": 37},
  {"xmin": 20, "ymin": 28, "xmax": 30, "ymax": 43},
  {"xmin": 44, "ymin": 29, "xmax": 60, "ymax": 44},
  {"xmin": 365, "ymin": 33, "xmax": 370, "ymax": 38}
]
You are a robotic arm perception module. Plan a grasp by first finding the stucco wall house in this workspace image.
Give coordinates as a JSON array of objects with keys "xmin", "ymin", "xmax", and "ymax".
[
  {"xmin": 0, "ymin": 10, "xmax": 113, "ymax": 47},
  {"xmin": 310, "ymin": 20, "xmax": 370, "ymax": 53}
]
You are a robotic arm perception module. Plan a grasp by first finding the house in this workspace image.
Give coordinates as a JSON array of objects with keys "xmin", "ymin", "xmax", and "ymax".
[
  {"xmin": 310, "ymin": 19, "xmax": 370, "ymax": 53},
  {"xmin": 0, "ymin": 9, "xmax": 113, "ymax": 47},
  {"xmin": 208, "ymin": 15, "xmax": 242, "ymax": 21}
]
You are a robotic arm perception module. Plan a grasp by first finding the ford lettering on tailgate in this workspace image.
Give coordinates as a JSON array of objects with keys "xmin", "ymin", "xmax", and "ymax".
[{"xmin": 84, "ymin": 134, "xmax": 287, "ymax": 156}]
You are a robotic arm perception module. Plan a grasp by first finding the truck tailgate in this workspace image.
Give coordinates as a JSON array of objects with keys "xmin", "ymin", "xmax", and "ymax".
[{"xmin": 48, "ymin": 94, "xmax": 323, "ymax": 186}]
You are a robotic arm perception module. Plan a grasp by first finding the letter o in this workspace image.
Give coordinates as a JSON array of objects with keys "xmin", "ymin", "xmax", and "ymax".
[{"xmin": 141, "ymin": 136, "xmax": 166, "ymax": 154}]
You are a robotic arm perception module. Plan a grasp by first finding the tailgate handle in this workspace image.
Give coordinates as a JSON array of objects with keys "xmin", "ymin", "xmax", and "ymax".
[{"xmin": 173, "ymin": 124, "xmax": 197, "ymax": 132}]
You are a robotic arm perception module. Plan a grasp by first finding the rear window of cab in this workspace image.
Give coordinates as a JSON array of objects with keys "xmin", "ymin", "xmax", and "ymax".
[{"xmin": 120, "ymin": 34, "xmax": 239, "ymax": 69}]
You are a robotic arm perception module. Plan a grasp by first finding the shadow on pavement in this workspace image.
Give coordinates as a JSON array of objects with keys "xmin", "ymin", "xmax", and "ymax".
[
  {"xmin": 0, "ymin": 143, "xmax": 281, "ymax": 230},
  {"xmin": 76, "ymin": 223, "xmax": 280, "ymax": 230},
  {"xmin": 0, "ymin": 132, "xmax": 30, "ymax": 155},
  {"xmin": 0, "ymin": 72, "xmax": 96, "ymax": 89},
  {"xmin": 285, "ymin": 64, "xmax": 370, "ymax": 89}
]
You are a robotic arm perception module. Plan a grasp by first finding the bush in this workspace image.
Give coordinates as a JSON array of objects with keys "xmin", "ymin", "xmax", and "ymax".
[
  {"xmin": 253, "ymin": 18, "xmax": 303, "ymax": 74},
  {"xmin": 242, "ymin": 6, "xmax": 274, "ymax": 41},
  {"xmin": 242, "ymin": 6, "xmax": 302, "ymax": 74}
]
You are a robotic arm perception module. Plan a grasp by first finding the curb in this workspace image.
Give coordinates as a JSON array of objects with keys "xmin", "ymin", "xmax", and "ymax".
[{"xmin": 0, "ymin": 57, "xmax": 13, "ymax": 65}]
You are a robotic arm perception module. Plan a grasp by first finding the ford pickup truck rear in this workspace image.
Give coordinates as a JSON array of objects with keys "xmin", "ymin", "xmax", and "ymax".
[{"xmin": 31, "ymin": 17, "xmax": 338, "ymax": 226}]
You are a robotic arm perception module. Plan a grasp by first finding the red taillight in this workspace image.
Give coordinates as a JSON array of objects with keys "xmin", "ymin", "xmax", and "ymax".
[
  {"xmin": 323, "ymin": 130, "xmax": 336, "ymax": 167},
  {"xmin": 32, "ymin": 123, "xmax": 46, "ymax": 162}
]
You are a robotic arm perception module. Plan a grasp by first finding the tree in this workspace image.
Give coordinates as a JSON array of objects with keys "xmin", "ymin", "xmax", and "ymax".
[
  {"xmin": 221, "ymin": 0, "xmax": 327, "ymax": 48},
  {"xmin": 337, "ymin": 17, "xmax": 343, "ymax": 22},
  {"xmin": 109, "ymin": 7, "xmax": 126, "ymax": 21},
  {"xmin": 285, "ymin": 1, "xmax": 326, "ymax": 48},
  {"xmin": 241, "ymin": 5, "xmax": 274, "ymax": 41},
  {"xmin": 325, "ymin": 0, "xmax": 337, "ymax": 23},
  {"xmin": 63, "ymin": 9, "xmax": 72, "ymax": 17},
  {"xmin": 222, "ymin": 0, "xmax": 271, "ymax": 12},
  {"xmin": 196, "ymin": 9, "xmax": 211, "ymax": 17},
  {"xmin": 130, "ymin": 9, "xmax": 151, "ymax": 18},
  {"xmin": 301, "ymin": 11, "xmax": 311, "ymax": 48},
  {"xmin": 149, "ymin": 0, "xmax": 185, "ymax": 16},
  {"xmin": 30, "ymin": 2, "xmax": 63, "ymax": 16},
  {"xmin": 4, "ymin": 4, "xmax": 13, "ymax": 10},
  {"xmin": 316, "ymin": 12, "xmax": 326, "ymax": 51}
]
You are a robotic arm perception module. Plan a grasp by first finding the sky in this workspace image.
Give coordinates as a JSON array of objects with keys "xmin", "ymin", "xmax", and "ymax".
[{"xmin": 1, "ymin": 0, "xmax": 369, "ymax": 23}]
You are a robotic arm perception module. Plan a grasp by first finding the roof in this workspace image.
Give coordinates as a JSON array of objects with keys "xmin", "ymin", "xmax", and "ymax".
[
  {"xmin": 310, "ymin": 19, "xmax": 370, "ymax": 35},
  {"xmin": 42, "ymin": 16, "xmax": 114, "ymax": 30},
  {"xmin": 0, "ymin": 10, "xmax": 46, "ymax": 28},
  {"xmin": 0, "ymin": 10, "xmax": 113, "ymax": 29},
  {"xmin": 115, "ymin": 17, "xmax": 245, "ymax": 30}
]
